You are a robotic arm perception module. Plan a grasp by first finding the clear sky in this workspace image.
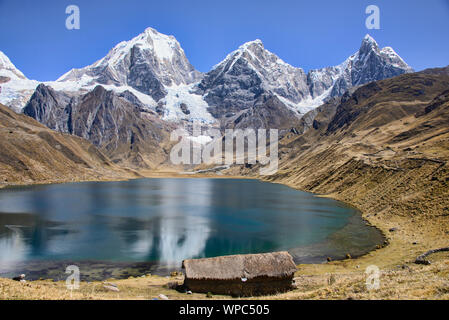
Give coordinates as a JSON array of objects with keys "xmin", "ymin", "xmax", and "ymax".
[{"xmin": 0, "ymin": 0, "xmax": 448, "ymax": 81}]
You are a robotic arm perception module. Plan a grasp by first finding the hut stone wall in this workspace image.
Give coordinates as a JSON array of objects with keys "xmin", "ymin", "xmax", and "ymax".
[
  {"xmin": 184, "ymin": 275, "xmax": 294, "ymax": 297},
  {"xmin": 182, "ymin": 251, "xmax": 297, "ymax": 297}
]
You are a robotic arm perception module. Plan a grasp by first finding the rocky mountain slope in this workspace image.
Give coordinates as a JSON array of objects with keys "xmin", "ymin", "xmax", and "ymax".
[
  {"xmin": 307, "ymin": 35, "xmax": 413, "ymax": 100},
  {"xmin": 194, "ymin": 40, "xmax": 310, "ymax": 116},
  {"xmin": 194, "ymin": 34, "xmax": 412, "ymax": 128},
  {"xmin": 258, "ymin": 67, "xmax": 449, "ymax": 191},
  {"xmin": 23, "ymin": 84, "xmax": 175, "ymax": 168},
  {"xmin": 0, "ymin": 103, "xmax": 136, "ymax": 186},
  {"xmin": 57, "ymin": 27, "xmax": 202, "ymax": 102}
]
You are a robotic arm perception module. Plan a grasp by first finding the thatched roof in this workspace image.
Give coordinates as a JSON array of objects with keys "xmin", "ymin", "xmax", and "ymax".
[{"xmin": 182, "ymin": 251, "xmax": 297, "ymax": 281}]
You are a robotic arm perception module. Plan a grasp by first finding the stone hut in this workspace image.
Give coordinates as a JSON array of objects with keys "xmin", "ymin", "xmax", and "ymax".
[{"xmin": 182, "ymin": 251, "xmax": 297, "ymax": 297}]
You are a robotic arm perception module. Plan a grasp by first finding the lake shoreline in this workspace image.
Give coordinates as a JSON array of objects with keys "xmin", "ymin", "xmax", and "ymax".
[
  {"xmin": 0, "ymin": 174, "xmax": 384, "ymax": 281},
  {"xmin": 0, "ymin": 170, "xmax": 447, "ymax": 299},
  {"xmin": 0, "ymin": 171, "xmax": 400, "ymax": 268}
]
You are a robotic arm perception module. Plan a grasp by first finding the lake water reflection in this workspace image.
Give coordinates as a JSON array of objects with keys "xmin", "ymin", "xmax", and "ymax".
[{"xmin": 0, "ymin": 178, "xmax": 383, "ymax": 279}]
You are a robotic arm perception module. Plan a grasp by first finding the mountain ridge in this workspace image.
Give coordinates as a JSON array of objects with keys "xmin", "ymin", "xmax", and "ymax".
[
  {"xmin": 23, "ymin": 83, "xmax": 175, "ymax": 168},
  {"xmin": 194, "ymin": 34, "xmax": 412, "ymax": 127},
  {"xmin": 1, "ymin": 29, "xmax": 412, "ymax": 125}
]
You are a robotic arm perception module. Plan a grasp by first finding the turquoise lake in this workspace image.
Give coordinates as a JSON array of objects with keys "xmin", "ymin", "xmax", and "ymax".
[{"xmin": 0, "ymin": 178, "xmax": 383, "ymax": 280}]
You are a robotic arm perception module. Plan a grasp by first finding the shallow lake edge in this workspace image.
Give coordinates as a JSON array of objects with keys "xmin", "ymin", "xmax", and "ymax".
[{"xmin": 0, "ymin": 173, "xmax": 387, "ymax": 280}]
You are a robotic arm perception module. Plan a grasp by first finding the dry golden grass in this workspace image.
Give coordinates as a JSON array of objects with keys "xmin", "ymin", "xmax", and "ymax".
[
  {"xmin": 0, "ymin": 274, "xmax": 233, "ymax": 300},
  {"xmin": 2, "ymin": 255, "xmax": 448, "ymax": 300}
]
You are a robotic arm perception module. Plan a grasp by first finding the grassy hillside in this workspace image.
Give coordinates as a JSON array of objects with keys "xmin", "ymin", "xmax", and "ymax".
[{"xmin": 252, "ymin": 67, "xmax": 449, "ymax": 299}]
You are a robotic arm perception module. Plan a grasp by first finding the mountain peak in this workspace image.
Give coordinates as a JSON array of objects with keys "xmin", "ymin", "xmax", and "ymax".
[
  {"xmin": 60, "ymin": 26, "xmax": 189, "ymax": 76},
  {"xmin": 142, "ymin": 27, "xmax": 176, "ymax": 40},
  {"xmin": 143, "ymin": 26, "xmax": 162, "ymax": 34},
  {"xmin": 0, "ymin": 50, "xmax": 27, "ymax": 80},
  {"xmin": 198, "ymin": 36, "xmax": 313, "ymax": 119},
  {"xmin": 239, "ymin": 39, "xmax": 264, "ymax": 50},
  {"xmin": 363, "ymin": 34, "xmax": 377, "ymax": 44},
  {"xmin": 210, "ymin": 39, "xmax": 266, "ymax": 70},
  {"xmin": 116, "ymin": 27, "xmax": 181, "ymax": 61},
  {"xmin": 360, "ymin": 34, "xmax": 379, "ymax": 52},
  {"xmin": 0, "ymin": 51, "xmax": 13, "ymax": 69},
  {"xmin": 0, "ymin": 50, "xmax": 39, "ymax": 112},
  {"xmin": 56, "ymin": 26, "xmax": 202, "ymax": 99}
]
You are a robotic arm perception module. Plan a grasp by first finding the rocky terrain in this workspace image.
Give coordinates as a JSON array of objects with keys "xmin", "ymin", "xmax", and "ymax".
[
  {"xmin": 23, "ymin": 84, "xmax": 175, "ymax": 168},
  {"xmin": 195, "ymin": 35, "xmax": 413, "ymax": 128},
  {"xmin": 308, "ymin": 35, "xmax": 413, "ymax": 99},
  {"xmin": 57, "ymin": 27, "xmax": 202, "ymax": 102},
  {"xmin": 0, "ymin": 103, "xmax": 137, "ymax": 187}
]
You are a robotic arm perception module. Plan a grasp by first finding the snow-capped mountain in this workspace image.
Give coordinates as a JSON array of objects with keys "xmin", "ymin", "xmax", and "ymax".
[
  {"xmin": 58, "ymin": 27, "xmax": 201, "ymax": 96},
  {"xmin": 53, "ymin": 27, "xmax": 214, "ymax": 123},
  {"xmin": 2, "ymin": 28, "xmax": 413, "ymax": 128},
  {"xmin": 196, "ymin": 34, "xmax": 413, "ymax": 125},
  {"xmin": 308, "ymin": 34, "xmax": 414, "ymax": 100},
  {"xmin": 0, "ymin": 51, "xmax": 27, "ymax": 80},
  {"xmin": 195, "ymin": 40, "xmax": 311, "ymax": 118},
  {"xmin": 2, "ymin": 28, "xmax": 415, "ymax": 168},
  {"xmin": 0, "ymin": 51, "xmax": 39, "ymax": 112}
]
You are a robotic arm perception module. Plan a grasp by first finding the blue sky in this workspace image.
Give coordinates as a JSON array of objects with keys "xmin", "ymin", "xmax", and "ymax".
[{"xmin": 0, "ymin": 0, "xmax": 448, "ymax": 81}]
